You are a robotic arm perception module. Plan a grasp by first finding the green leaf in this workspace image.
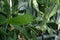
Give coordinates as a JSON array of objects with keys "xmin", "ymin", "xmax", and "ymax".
[
  {"xmin": 47, "ymin": 27, "xmax": 53, "ymax": 34},
  {"xmin": 7, "ymin": 14, "xmax": 34, "ymax": 25},
  {"xmin": 12, "ymin": 0, "xmax": 18, "ymax": 14},
  {"xmin": 0, "ymin": 28, "xmax": 7, "ymax": 35},
  {"xmin": 7, "ymin": 30, "xmax": 17, "ymax": 40},
  {"xmin": 0, "ymin": 15, "xmax": 6, "ymax": 24},
  {"xmin": 0, "ymin": 0, "xmax": 10, "ymax": 18},
  {"xmin": 19, "ymin": 27, "xmax": 29, "ymax": 40},
  {"xmin": 26, "ymin": 26, "xmax": 37, "ymax": 40},
  {"xmin": 46, "ymin": 3, "xmax": 60, "ymax": 20},
  {"xmin": 33, "ymin": 0, "xmax": 44, "ymax": 15},
  {"xmin": 33, "ymin": 0, "xmax": 39, "ymax": 11},
  {"xmin": 37, "ymin": 0, "xmax": 44, "ymax": 4},
  {"xmin": 31, "ymin": 28, "xmax": 37, "ymax": 40}
]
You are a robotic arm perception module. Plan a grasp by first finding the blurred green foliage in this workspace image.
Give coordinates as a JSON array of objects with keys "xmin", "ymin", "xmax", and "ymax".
[{"xmin": 0, "ymin": 0, "xmax": 60, "ymax": 40}]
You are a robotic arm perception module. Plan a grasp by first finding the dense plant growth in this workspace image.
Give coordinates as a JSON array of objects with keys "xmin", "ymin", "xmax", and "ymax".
[{"xmin": 0, "ymin": 0, "xmax": 60, "ymax": 40}]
